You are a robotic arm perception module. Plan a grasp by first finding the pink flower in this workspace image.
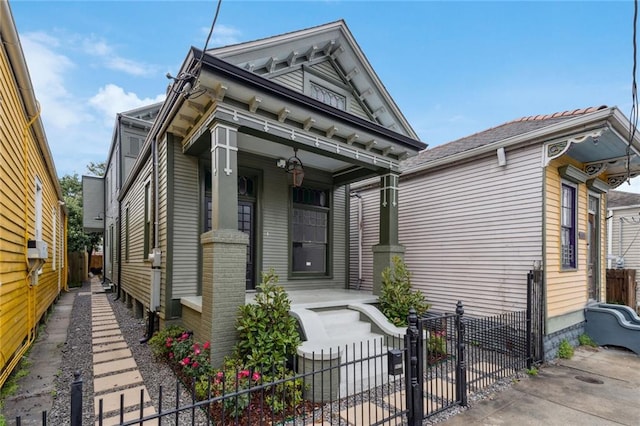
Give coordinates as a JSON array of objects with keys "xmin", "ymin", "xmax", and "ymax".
[
  {"xmin": 193, "ymin": 348, "xmax": 201, "ymax": 356},
  {"xmin": 192, "ymin": 361, "xmax": 199, "ymax": 369},
  {"xmin": 168, "ymin": 352, "xmax": 174, "ymax": 359},
  {"xmin": 180, "ymin": 357, "xmax": 190, "ymax": 366},
  {"xmin": 237, "ymin": 370, "xmax": 250, "ymax": 379},
  {"xmin": 214, "ymin": 371, "xmax": 224, "ymax": 384},
  {"xmin": 203, "ymin": 341, "xmax": 211, "ymax": 350},
  {"xmin": 166, "ymin": 337, "xmax": 173, "ymax": 347},
  {"xmin": 181, "ymin": 332, "xmax": 190, "ymax": 341},
  {"xmin": 251, "ymin": 372, "xmax": 261, "ymax": 382}
]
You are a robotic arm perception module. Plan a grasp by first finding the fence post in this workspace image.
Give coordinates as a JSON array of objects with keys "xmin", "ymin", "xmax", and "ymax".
[
  {"xmin": 71, "ymin": 371, "xmax": 83, "ymax": 426},
  {"xmin": 526, "ymin": 271, "xmax": 533, "ymax": 369},
  {"xmin": 405, "ymin": 308, "xmax": 423, "ymax": 426},
  {"xmin": 455, "ymin": 301, "xmax": 468, "ymax": 406}
]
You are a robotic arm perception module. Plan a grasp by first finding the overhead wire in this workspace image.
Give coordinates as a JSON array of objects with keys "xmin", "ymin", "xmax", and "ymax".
[{"xmin": 628, "ymin": 0, "xmax": 639, "ymax": 183}]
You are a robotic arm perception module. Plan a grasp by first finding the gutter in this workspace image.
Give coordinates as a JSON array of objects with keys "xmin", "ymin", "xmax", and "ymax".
[{"xmin": 402, "ymin": 107, "xmax": 617, "ymax": 177}]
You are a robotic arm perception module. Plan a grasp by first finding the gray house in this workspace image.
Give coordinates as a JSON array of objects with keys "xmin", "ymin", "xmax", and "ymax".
[
  {"xmin": 115, "ymin": 20, "xmax": 425, "ymax": 364},
  {"xmin": 84, "ymin": 103, "xmax": 162, "ymax": 296},
  {"xmin": 350, "ymin": 106, "xmax": 640, "ymax": 358}
]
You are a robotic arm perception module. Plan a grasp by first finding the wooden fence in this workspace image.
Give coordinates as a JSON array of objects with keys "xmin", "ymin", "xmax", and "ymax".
[
  {"xmin": 67, "ymin": 251, "xmax": 87, "ymax": 286},
  {"xmin": 606, "ymin": 269, "xmax": 637, "ymax": 309}
]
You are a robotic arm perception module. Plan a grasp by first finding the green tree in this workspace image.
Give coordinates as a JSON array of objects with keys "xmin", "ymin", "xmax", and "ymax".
[
  {"xmin": 59, "ymin": 172, "xmax": 101, "ymax": 266},
  {"xmin": 86, "ymin": 161, "xmax": 106, "ymax": 177}
]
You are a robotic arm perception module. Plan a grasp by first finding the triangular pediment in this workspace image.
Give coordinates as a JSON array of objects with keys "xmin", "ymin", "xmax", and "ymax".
[{"xmin": 207, "ymin": 20, "xmax": 417, "ymax": 139}]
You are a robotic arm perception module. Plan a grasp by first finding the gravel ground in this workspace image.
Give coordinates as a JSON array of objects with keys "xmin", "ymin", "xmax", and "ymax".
[
  {"xmin": 44, "ymin": 281, "xmax": 527, "ymax": 425},
  {"xmin": 48, "ymin": 281, "xmax": 208, "ymax": 425}
]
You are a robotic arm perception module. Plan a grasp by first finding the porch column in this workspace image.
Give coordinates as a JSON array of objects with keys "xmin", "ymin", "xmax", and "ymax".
[
  {"xmin": 202, "ymin": 122, "xmax": 249, "ymax": 367},
  {"xmin": 372, "ymin": 173, "xmax": 404, "ymax": 295}
]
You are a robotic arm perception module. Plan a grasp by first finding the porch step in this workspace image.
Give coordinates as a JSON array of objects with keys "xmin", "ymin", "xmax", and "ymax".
[{"xmin": 316, "ymin": 309, "xmax": 372, "ymax": 339}]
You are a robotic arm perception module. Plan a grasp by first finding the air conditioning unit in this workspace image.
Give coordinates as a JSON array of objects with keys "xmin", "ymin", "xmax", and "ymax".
[{"xmin": 27, "ymin": 239, "xmax": 48, "ymax": 260}]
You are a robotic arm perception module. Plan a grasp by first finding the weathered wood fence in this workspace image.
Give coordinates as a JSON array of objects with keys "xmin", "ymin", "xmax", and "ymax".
[
  {"xmin": 606, "ymin": 269, "xmax": 637, "ymax": 309},
  {"xmin": 67, "ymin": 251, "xmax": 87, "ymax": 285}
]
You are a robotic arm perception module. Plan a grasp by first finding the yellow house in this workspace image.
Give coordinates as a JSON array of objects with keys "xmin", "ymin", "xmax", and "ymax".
[{"xmin": 0, "ymin": 1, "xmax": 68, "ymax": 387}]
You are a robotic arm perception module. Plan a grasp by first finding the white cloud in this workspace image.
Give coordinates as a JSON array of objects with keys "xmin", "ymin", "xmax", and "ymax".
[
  {"xmin": 207, "ymin": 24, "xmax": 242, "ymax": 47},
  {"xmin": 82, "ymin": 36, "xmax": 154, "ymax": 76},
  {"xmin": 21, "ymin": 32, "xmax": 90, "ymax": 129},
  {"xmin": 89, "ymin": 84, "xmax": 165, "ymax": 126}
]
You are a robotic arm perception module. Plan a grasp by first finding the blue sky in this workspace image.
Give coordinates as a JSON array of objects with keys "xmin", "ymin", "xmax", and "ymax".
[{"xmin": 9, "ymin": 0, "xmax": 640, "ymax": 190}]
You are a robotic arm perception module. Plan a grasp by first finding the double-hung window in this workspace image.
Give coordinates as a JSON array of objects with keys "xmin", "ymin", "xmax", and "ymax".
[
  {"xmin": 291, "ymin": 187, "xmax": 329, "ymax": 275},
  {"xmin": 561, "ymin": 183, "xmax": 577, "ymax": 269}
]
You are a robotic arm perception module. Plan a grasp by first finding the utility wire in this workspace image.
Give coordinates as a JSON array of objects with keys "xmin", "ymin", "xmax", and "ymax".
[
  {"xmin": 195, "ymin": 0, "xmax": 223, "ymax": 74},
  {"xmin": 628, "ymin": 0, "xmax": 639, "ymax": 183}
]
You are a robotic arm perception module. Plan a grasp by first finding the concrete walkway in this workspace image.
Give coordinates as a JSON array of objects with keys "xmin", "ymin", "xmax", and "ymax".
[
  {"xmin": 442, "ymin": 346, "xmax": 640, "ymax": 425},
  {"xmin": 2, "ymin": 287, "xmax": 75, "ymax": 424},
  {"xmin": 90, "ymin": 280, "xmax": 155, "ymax": 425}
]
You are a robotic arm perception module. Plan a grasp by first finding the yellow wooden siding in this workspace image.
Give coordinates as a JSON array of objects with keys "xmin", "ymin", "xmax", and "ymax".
[
  {"xmin": 0, "ymin": 40, "xmax": 66, "ymax": 384},
  {"xmin": 544, "ymin": 159, "xmax": 590, "ymax": 318}
]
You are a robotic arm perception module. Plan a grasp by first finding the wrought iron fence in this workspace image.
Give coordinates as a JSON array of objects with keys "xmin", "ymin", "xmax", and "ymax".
[{"xmin": 14, "ymin": 301, "xmax": 534, "ymax": 425}]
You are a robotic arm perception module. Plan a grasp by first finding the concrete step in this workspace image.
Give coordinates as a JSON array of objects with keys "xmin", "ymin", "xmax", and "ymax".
[{"xmin": 315, "ymin": 309, "xmax": 360, "ymax": 326}]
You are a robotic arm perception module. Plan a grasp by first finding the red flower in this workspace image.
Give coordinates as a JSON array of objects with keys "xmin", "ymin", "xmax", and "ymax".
[
  {"xmin": 168, "ymin": 352, "xmax": 174, "ymax": 359},
  {"xmin": 192, "ymin": 361, "xmax": 199, "ymax": 369},
  {"xmin": 251, "ymin": 372, "xmax": 261, "ymax": 382},
  {"xmin": 180, "ymin": 357, "xmax": 190, "ymax": 366},
  {"xmin": 237, "ymin": 370, "xmax": 250, "ymax": 379},
  {"xmin": 203, "ymin": 341, "xmax": 211, "ymax": 350},
  {"xmin": 165, "ymin": 337, "xmax": 173, "ymax": 347}
]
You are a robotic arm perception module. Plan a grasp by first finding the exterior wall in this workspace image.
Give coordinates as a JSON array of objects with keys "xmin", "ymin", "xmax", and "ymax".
[
  {"xmin": 351, "ymin": 144, "xmax": 544, "ymax": 316},
  {"xmin": 168, "ymin": 139, "xmax": 199, "ymax": 299},
  {"xmin": 544, "ymin": 159, "xmax": 590, "ymax": 324},
  {"xmin": 273, "ymin": 69, "xmax": 303, "ymax": 91},
  {"xmin": 0, "ymin": 13, "xmax": 67, "ymax": 384},
  {"xmin": 608, "ymin": 204, "xmax": 640, "ymax": 270},
  {"xmin": 120, "ymin": 154, "xmax": 153, "ymax": 311},
  {"xmin": 238, "ymin": 152, "xmax": 347, "ymax": 291}
]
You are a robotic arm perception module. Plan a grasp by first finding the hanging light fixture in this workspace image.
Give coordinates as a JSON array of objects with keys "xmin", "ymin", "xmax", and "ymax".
[{"xmin": 286, "ymin": 147, "xmax": 305, "ymax": 187}]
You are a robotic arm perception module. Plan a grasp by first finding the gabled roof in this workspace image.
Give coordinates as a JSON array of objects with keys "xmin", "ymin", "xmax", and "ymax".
[
  {"xmin": 402, "ymin": 106, "xmax": 608, "ymax": 171},
  {"xmin": 607, "ymin": 190, "xmax": 640, "ymax": 209},
  {"xmin": 120, "ymin": 102, "xmax": 163, "ymax": 123},
  {"xmin": 208, "ymin": 20, "xmax": 418, "ymax": 139}
]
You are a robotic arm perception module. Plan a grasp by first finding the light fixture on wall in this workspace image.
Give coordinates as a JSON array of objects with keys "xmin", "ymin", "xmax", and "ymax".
[{"xmin": 285, "ymin": 148, "xmax": 305, "ymax": 187}]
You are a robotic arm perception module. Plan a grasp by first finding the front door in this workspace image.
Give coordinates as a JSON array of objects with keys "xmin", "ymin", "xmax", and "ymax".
[{"xmin": 587, "ymin": 195, "xmax": 600, "ymax": 300}]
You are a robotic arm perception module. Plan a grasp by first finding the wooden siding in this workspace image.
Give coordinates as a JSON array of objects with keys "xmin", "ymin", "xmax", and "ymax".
[
  {"xmin": 0, "ymin": 38, "xmax": 66, "ymax": 381},
  {"xmin": 237, "ymin": 153, "xmax": 348, "ymax": 290},
  {"xmin": 351, "ymin": 145, "xmax": 544, "ymax": 316},
  {"xmin": 119, "ymin": 155, "xmax": 152, "ymax": 311},
  {"xmin": 544, "ymin": 159, "xmax": 589, "ymax": 318},
  {"xmin": 170, "ymin": 140, "xmax": 199, "ymax": 298},
  {"xmin": 158, "ymin": 137, "xmax": 168, "ymax": 317},
  {"xmin": 608, "ymin": 205, "xmax": 640, "ymax": 270},
  {"xmin": 272, "ymin": 69, "xmax": 303, "ymax": 92}
]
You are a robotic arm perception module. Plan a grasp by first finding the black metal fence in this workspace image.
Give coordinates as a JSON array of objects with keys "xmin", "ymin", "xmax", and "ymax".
[{"xmin": 15, "ymin": 301, "xmax": 533, "ymax": 425}]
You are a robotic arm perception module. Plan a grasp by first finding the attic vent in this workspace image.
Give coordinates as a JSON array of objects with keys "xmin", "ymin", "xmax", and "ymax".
[
  {"xmin": 310, "ymin": 81, "xmax": 346, "ymax": 111},
  {"xmin": 126, "ymin": 137, "xmax": 141, "ymax": 158}
]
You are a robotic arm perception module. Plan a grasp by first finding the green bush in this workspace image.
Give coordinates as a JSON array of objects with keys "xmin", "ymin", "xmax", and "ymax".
[
  {"xmin": 148, "ymin": 324, "xmax": 187, "ymax": 359},
  {"xmin": 379, "ymin": 256, "xmax": 430, "ymax": 326},
  {"xmin": 557, "ymin": 339, "xmax": 574, "ymax": 359},
  {"xmin": 578, "ymin": 333, "xmax": 598, "ymax": 347},
  {"xmin": 233, "ymin": 269, "xmax": 301, "ymax": 370}
]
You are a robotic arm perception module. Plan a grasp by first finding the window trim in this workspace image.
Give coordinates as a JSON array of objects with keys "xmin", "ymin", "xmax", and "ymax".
[
  {"xmin": 52, "ymin": 206, "xmax": 57, "ymax": 270},
  {"xmin": 560, "ymin": 181, "xmax": 578, "ymax": 270},
  {"xmin": 289, "ymin": 184, "xmax": 333, "ymax": 279},
  {"xmin": 303, "ymin": 66, "xmax": 352, "ymax": 112}
]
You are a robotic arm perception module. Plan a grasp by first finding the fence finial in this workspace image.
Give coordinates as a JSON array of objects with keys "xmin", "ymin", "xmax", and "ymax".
[{"xmin": 456, "ymin": 301, "xmax": 464, "ymax": 316}]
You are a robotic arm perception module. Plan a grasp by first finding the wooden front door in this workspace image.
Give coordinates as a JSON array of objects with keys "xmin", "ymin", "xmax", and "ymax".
[{"xmin": 587, "ymin": 195, "xmax": 599, "ymax": 300}]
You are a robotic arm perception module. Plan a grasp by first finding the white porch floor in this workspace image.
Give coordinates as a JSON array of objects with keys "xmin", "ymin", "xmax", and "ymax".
[{"xmin": 246, "ymin": 288, "xmax": 378, "ymax": 309}]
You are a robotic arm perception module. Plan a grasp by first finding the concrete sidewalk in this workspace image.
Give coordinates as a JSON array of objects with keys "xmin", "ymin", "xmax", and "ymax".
[{"xmin": 442, "ymin": 346, "xmax": 640, "ymax": 425}]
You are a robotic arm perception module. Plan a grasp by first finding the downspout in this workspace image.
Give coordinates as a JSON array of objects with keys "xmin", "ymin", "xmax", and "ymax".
[
  {"xmin": 114, "ymin": 114, "xmax": 122, "ymax": 301},
  {"xmin": 607, "ymin": 209, "xmax": 613, "ymax": 269},
  {"xmin": 141, "ymin": 137, "xmax": 161, "ymax": 343},
  {"xmin": 350, "ymin": 192, "xmax": 363, "ymax": 289}
]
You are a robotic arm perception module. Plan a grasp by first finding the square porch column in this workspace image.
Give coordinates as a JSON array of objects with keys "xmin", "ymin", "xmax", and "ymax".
[
  {"xmin": 373, "ymin": 173, "xmax": 404, "ymax": 295},
  {"xmin": 201, "ymin": 122, "xmax": 249, "ymax": 367}
]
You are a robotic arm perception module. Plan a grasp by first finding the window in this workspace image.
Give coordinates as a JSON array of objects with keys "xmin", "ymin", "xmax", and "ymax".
[
  {"xmin": 125, "ymin": 206, "xmax": 129, "ymax": 261},
  {"xmin": 309, "ymin": 82, "xmax": 346, "ymax": 110},
  {"xmin": 291, "ymin": 187, "xmax": 329, "ymax": 274},
  {"xmin": 144, "ymin": 181, "xmax": 152, "ymax": 259},
  {"xmin": 52, "ymin": 207, "xmax": 57, "ymax": 270},
  {"xmin": 561, "ymin": 183, "xmax": 577, "ymax": 269}
]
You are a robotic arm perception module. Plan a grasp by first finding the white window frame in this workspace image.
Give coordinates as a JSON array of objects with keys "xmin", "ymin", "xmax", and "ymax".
[{"xmin": 52, "ymin": 206, "xmax": 57, "ymax": 270}]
